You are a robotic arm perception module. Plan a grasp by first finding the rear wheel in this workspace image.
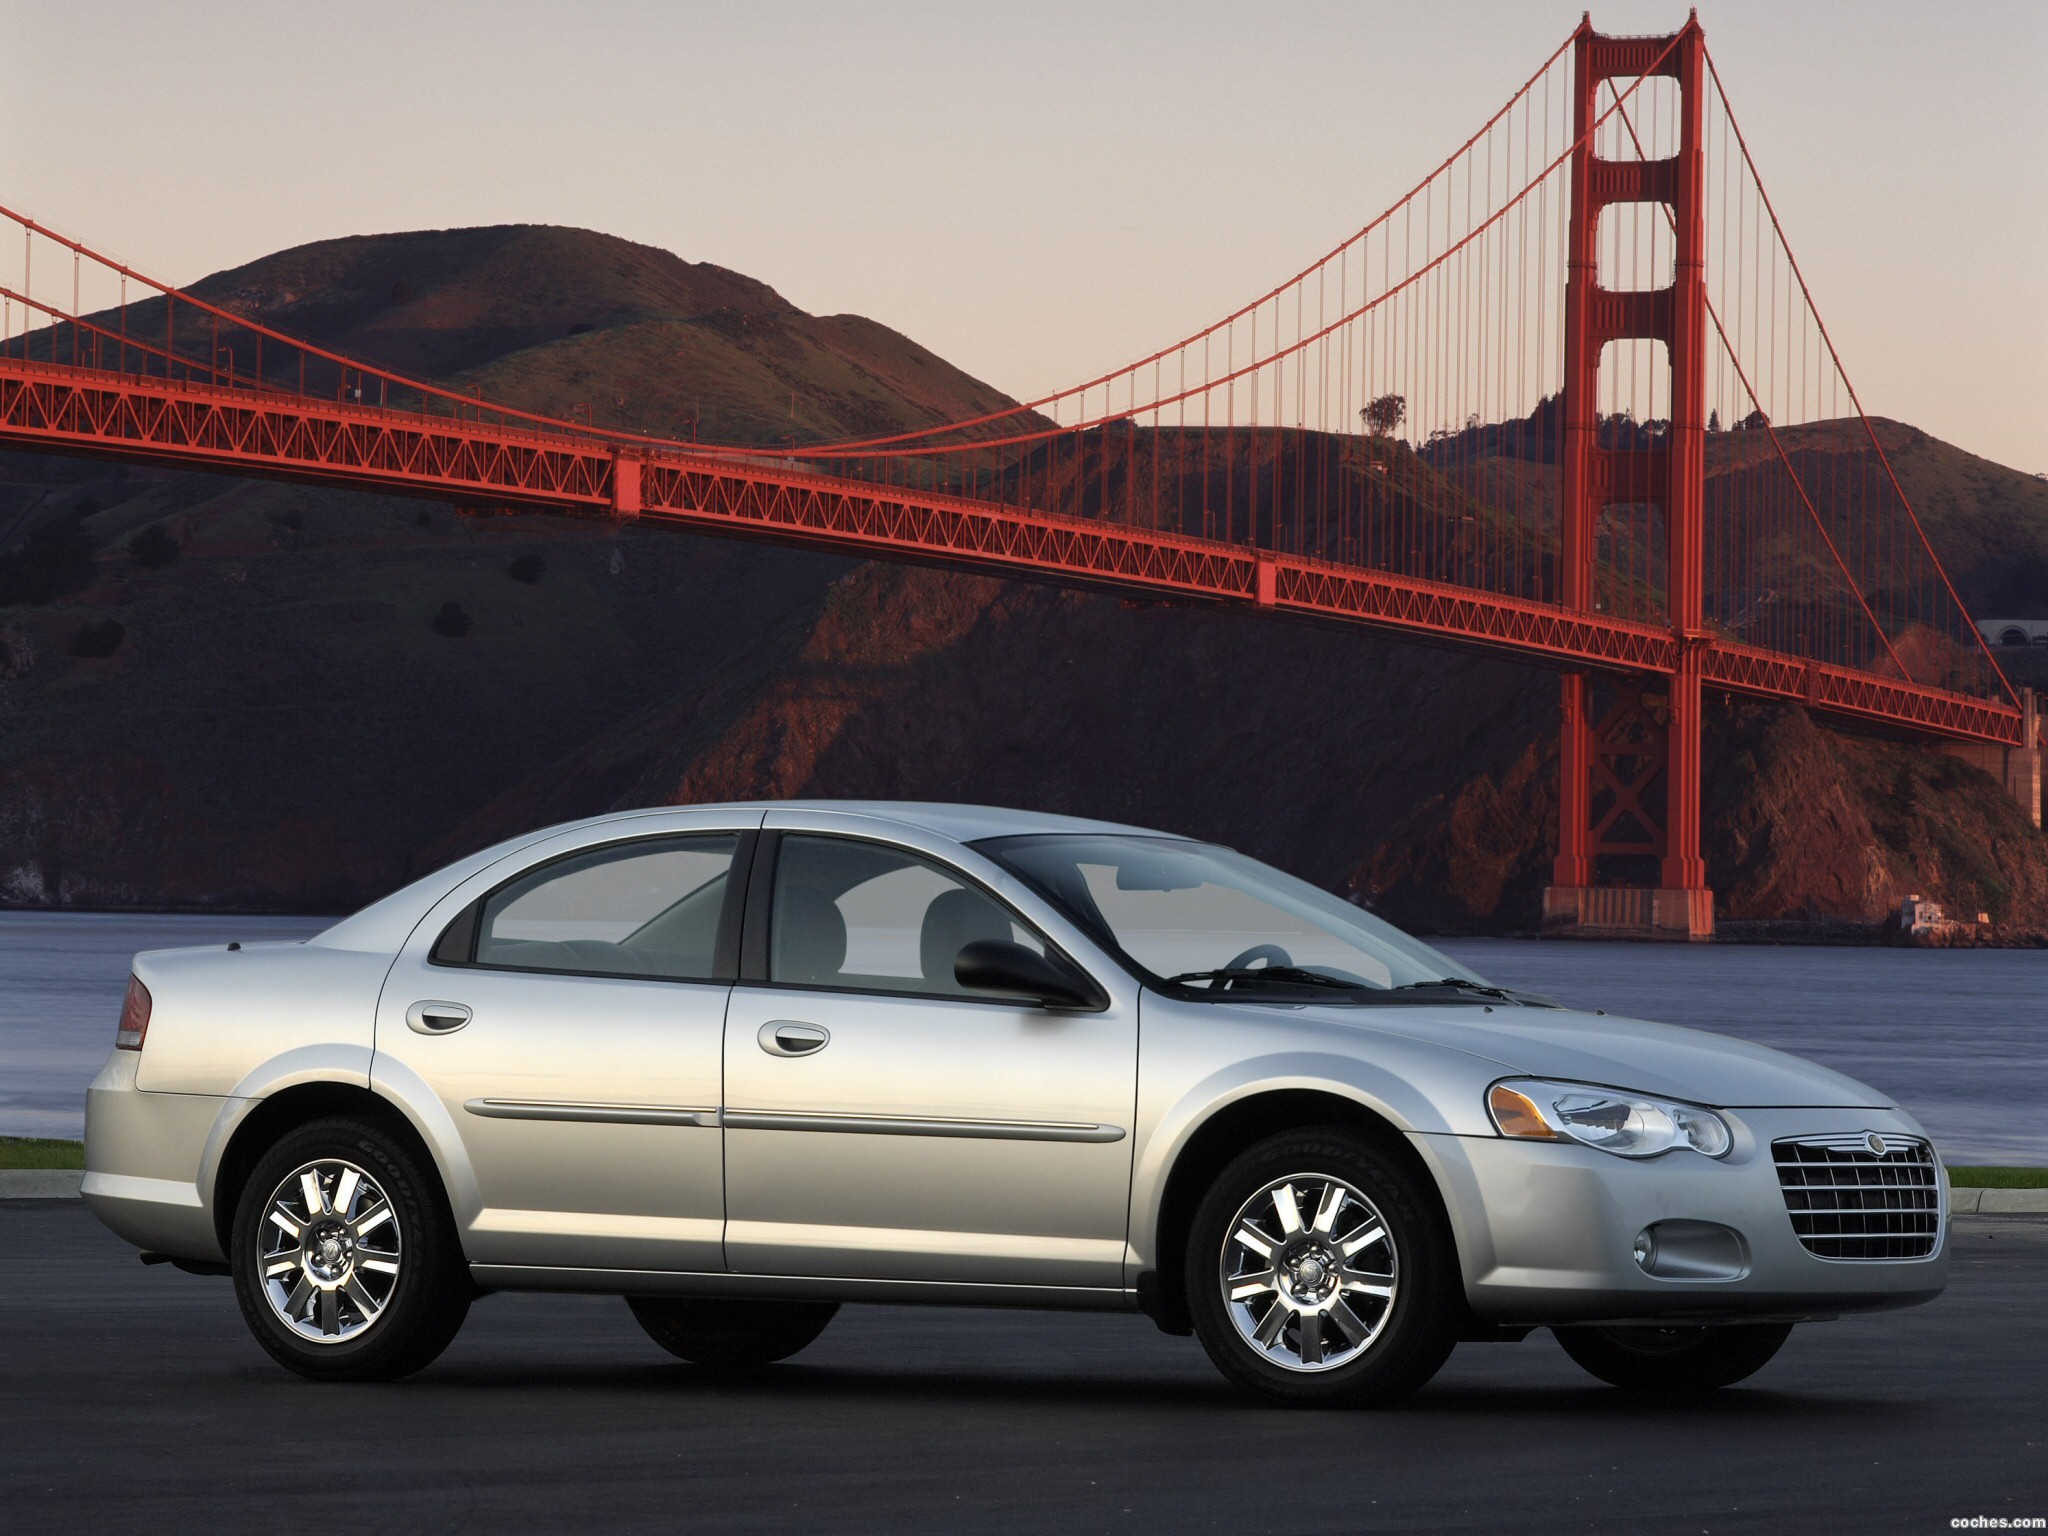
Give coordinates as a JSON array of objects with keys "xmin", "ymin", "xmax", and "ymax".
[
  {"xmin": 1185, "ymin": 1129, "xmax": 1459, "ymax": 1407},
  {"xmin": 627, "ymin": 1296, "xmax": 839, "ymax": 1371},
  {"xmin": 230, "ymin": 1116, "xmax": 470, "ymax": 1381},
  {"xmin": 1552, "ymin": 1323, "xmax": 1793, "ymax": 1391}
]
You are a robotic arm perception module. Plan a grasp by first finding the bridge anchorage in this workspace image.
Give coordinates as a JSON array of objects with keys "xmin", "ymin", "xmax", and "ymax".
[{"xmin": 0, "ymin": 14, "xmax": 2034, "ymax": 939}]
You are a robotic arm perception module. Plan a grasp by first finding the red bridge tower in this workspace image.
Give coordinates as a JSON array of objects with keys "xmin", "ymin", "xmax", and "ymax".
[{"xmin": 1544, "ymin": 15, "xmax": 1715, "ymax": 941}]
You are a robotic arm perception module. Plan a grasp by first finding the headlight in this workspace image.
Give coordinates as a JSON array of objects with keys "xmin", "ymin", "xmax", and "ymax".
[{"xmin": 1487, "ymin": 1079, "xmax": 1731, "ymax": 1159}]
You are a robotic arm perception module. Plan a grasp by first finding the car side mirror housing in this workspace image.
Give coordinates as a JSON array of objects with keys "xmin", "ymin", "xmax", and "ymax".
[{"xmin": 955, "ymin": 939, "xmax": 1103, "ymax": 1010}]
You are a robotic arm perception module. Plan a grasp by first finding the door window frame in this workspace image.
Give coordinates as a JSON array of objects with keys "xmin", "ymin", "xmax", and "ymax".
[
  {"xmin": 428, "ymin": 828, "xmax": 758, "ymax": 984},
  {"xmin": 736, "ymin": 829, "xmax": 1103, "ymax": 1009}
]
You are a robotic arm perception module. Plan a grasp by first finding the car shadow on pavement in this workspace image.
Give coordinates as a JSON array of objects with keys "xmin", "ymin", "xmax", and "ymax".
[
  {"xmin": 378, "ymin": 1359, "xmax": 1231, "ymax": 1411},
  {"xmin": 360, "ymin": 1357, "xmax": 1934, "ymax": 1425}
]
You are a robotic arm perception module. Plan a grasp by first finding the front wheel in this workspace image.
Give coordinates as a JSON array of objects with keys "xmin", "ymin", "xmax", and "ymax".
[
  {"xmin": 230, "ymin": 1116, "xmax": 471, "ymax": 1381},
  {"xmin": 1185, "ymin": 1129, "xmax": 1459, "ymax": 1407},
  {"xmin": 1552, "ymin": 1323, "xmax": 1794, "ymax": 1391},
  {"xmin": 627, "ymin": 1296, "xmax": 839, "ymax": 1371}
]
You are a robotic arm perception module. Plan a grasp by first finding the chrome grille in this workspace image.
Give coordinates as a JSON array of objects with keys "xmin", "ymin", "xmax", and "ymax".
[{"xmin": 1774, "ymin": 1133, "xmax": 1941, "ymax": 1261}]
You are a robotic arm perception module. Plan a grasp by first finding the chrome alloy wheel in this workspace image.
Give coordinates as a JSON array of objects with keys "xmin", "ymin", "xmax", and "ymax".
[
  {"xmin": 1218, "ymin": 1172, "xmax": 1398, "ymax": 1372},
  {"xmin": 256, "ymin": 1159, "xmax": 404, "ymax": 1344}
]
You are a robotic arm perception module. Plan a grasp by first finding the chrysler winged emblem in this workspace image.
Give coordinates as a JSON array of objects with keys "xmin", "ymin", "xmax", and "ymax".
[{"xmin": 1864, "ymin": 1131, "xmax": 1889, "ymax": 1157}]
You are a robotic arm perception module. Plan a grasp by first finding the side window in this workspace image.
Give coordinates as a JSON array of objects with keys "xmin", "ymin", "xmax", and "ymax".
[
  {"xmin": 474, "ymin": 835, "xmax": 739, "ymax": 981},
  {"xmin": 769, "ymin": 835, "xmax": 1042, "ymax": 998}
]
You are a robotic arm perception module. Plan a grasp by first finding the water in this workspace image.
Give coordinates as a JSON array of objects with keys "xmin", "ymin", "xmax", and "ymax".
[
  {"xmin": 1438, "ymin": 938, "xmax": 2048, "ymax": 1164},
  {"xmin": 0, "ymin": 913, "xmax": 333, "ymax": 1139},
  {"xmin": 1, "ymin": 915, "xmax": 2041, "ymax": 1163}
]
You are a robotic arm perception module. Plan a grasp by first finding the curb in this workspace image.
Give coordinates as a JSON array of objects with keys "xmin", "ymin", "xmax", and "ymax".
[
  {"xmin": 0, "ymin": 1170, "xmax": 85, "ymax": 1199},
  {"xmin": 1949, "ymin": 1186, "xmax": 2048, "ymax": 1214}
]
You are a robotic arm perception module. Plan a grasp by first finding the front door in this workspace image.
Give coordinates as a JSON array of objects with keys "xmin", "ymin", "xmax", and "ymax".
[
  {"xmin": 722, "ymin": 831, "xmax": 1138, "ymax": 1290},
  {"xmin": 374, "ymin": 829, "xmax": 744, "ymax": 1273}
]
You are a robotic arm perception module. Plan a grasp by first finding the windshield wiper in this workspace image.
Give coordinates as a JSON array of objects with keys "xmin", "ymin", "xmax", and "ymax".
[
  {"xmin": 1167, "ymin": 966, "xmax": 1368, "ymax": 992},
  {"xmin": 1392, "ymin": 977, "xmax": 1560, "ymax": 1007},
  {"xmin": 1164, "ymin": 968, "xmax": 1561, "ymax": 1008},
  {"xmin": 1392, "ymin": 976, "xmax": 1515, "ymax": 997}
]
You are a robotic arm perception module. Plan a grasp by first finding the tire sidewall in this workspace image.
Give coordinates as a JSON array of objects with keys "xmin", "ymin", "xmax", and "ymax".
[
  {"xmin": 231, "ymin": 1115, "xmax": 467, "ymax": 1381},
  {"xmin": 1184, "ymin": 1128, "xmax": 1459, "ymax": 1407}
]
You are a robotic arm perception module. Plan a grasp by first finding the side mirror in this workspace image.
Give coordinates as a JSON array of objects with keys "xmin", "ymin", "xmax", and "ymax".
[{"xmin": 955, "ymin": 939, "xmax": 1103, "ymax": 1010}]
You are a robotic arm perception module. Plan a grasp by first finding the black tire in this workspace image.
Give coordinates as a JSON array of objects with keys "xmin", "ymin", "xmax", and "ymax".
[
  {"xmin": 1552, "ymin": 1323, "xmax": 1794, "ymax": 1391},
  {"xmin": 230, "ymin": 1115, "xmax": 471, "ymax": 1381},
  {"xmin": 1184, "ymin": 1128, "xmax": 1459, "ymax": 1407},
  {"xmin": 627, "ymin": 1296, "xmax": 839, "ymax": 1371}
]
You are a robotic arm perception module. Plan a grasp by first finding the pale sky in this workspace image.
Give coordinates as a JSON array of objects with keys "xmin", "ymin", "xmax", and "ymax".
[{"xmin": 5, "ymin": 1, "xmax": 2043, "ymax": 472}]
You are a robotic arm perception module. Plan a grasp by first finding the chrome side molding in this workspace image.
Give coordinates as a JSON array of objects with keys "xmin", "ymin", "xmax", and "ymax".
[
  {"xmin": 722, "ymin": 1109, "xmax": 1126, "ymax": 1143},
  {"xmin": 461, "ymin": 1099, "xmax": 1123, "ymax": 1141},
  {"xmin": 463, "ymin": 1100, "xmax": 719, "ymax": 1128}
]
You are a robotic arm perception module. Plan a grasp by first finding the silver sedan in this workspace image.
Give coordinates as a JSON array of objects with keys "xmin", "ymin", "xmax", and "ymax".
[{"xmin": 83, "ymin": 802, "xmax": 1946, "ymax": 1405}]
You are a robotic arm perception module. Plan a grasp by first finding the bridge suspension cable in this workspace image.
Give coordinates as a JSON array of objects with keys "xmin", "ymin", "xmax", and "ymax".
[{"xmin": 0, "ymin": 17, "xmax": 2021, "ymax": 757}]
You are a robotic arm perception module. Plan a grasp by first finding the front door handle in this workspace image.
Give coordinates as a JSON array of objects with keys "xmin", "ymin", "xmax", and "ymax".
[
  {"xmin": 759, "ymin": 1020, "xmax": 829, "ymax": 1057},
  {"xmin": 406, "ymin": 1000, "xmax": 473, "ymax": 1035}
]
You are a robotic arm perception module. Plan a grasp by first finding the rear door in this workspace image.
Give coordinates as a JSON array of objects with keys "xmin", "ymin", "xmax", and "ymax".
[{"xmin": 374, "ymin": 815, "xmax": 755, "ymax": 1274}]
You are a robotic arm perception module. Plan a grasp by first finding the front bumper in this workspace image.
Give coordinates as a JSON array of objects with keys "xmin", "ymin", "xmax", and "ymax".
[{"xmin": 1411, "ymin": 1105, "xmax": 1948, "ymax": 1326}]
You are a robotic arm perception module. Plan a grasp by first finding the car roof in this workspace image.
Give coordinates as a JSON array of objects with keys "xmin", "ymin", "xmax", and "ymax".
[
  {"xmin": 310, "ymin": 801, "xmax": 1185, "ymax": 953},
  {"xmin": 699, "ymin": 799, "xmax": 1180, "ymax": 845}
]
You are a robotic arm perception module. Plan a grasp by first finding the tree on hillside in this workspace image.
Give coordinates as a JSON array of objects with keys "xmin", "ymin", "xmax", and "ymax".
[
  {"xmin": 128, "ymin": 525, "xmax": 181, "ymax": 570},
  {"xmin": 1360, "ymin": 393, "xmax": 1406, "ymax": 438},
  {"xmin": 69, "ymin": 618, "xmax": 125, "ymax": 658},
  {"xmin": 0, "ymin": 514, "xmax": 97, "ymax": 605},
  {"xmin": 430, "ymin": 601, "xmax": 473, "ymax": 638}
]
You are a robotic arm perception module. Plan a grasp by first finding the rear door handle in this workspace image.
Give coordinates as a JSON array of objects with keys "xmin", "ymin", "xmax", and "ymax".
[
  {"xmin": 759, "ymin": 1021, "xmax": 829, "ymax": 1057},
  {"xmin": 407, "ymin": 1000, "xmax": 473, "ymax": 1035}
]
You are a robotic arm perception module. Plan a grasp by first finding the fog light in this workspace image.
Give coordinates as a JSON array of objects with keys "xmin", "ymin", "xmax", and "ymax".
[{"xmin": 1633, "ymin": 1220, "xmax": 1750, "ymax": 1281}]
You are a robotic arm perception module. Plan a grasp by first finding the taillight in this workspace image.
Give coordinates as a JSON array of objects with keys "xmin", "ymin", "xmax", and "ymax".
[{"xmin": 116, "ymin": 976, "xmax": 152, "ymax": 1051}]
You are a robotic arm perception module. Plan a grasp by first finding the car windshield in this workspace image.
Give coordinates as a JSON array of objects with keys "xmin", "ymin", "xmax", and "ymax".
[{"xmin": 974, "ymin": 834, "xmax": 1486, "ymax": 998}]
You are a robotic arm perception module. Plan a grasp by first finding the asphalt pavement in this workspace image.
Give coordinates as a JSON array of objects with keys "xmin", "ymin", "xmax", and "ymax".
[{"xmin": 3, "ymin": 1203, "xmax": 2042, "ymax": 1533}]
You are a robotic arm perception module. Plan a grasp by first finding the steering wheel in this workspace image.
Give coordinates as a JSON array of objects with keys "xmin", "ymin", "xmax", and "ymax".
[{"xmin": 1221, "ymin": 943, "xmax": 1293, "ymax": 972}]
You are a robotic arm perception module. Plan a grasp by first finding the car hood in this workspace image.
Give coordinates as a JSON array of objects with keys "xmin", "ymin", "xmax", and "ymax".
[{"xmin": 1294, "ymin": 1002, "xmax": 1891, "ymax": 1109}]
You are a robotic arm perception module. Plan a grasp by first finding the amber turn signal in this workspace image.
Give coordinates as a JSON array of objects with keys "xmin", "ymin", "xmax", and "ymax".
[{"xmin": 1488, "ymin": 1082, "xmax": 1557, "ymax": 1139}]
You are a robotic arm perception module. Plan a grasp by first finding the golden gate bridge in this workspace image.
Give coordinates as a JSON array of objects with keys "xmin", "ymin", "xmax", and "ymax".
[{"xmin": 0, "ymin": 15, "xmax": 2033, "ymax": 938}]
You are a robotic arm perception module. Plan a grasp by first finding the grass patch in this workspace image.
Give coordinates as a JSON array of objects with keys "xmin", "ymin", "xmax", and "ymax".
[
  {"xmin": 1948, "ymin": 1166, "xmax": 2048, "ymax": 1189},
  {"xmin": 0, "ymin": 1137, "xmax": 84, "ymax": 1170}
]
